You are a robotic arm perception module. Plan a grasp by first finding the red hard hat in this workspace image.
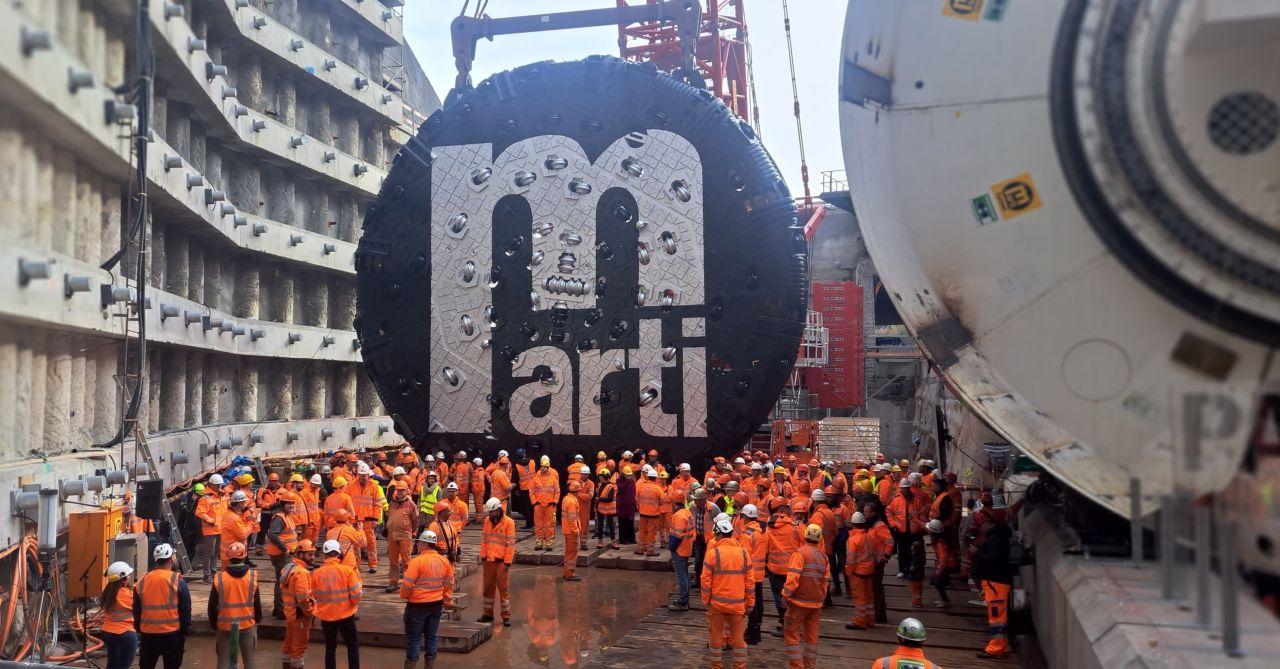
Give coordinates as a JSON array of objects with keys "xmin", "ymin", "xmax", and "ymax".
[{"xmin": 733, "ymin": 492, "xmax": 748, "ymax": 506}]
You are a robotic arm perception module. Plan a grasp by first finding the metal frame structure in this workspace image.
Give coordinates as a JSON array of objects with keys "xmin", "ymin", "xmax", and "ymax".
[{"xmin": 616, "ymin": 0, "xmax": 753, "ymax": 123}]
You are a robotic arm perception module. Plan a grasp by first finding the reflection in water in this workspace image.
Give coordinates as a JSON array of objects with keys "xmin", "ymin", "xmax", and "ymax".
[{"xmin": 445, "ymin": 564, "xmax": 668, "ymax": 668}]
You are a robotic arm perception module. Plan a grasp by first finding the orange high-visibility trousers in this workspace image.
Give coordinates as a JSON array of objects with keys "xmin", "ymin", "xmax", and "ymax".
[
  {"xmin": 564, "ymin": 532, "xmax": 578, "ymax": 578},
  {"xmin": 534, "ymin": 505, "xmax": 556, "ymax": 542},
  {"xmin": 783, "ymin": 606, "xmax": 820, "ymax": 669},
  {"xmin": 658, "ymin": 510, "xmax": 671, "ymax": 545},
  {"xmin": 471, "ymin": 490, "xmax": 486, "ymax": 519},
  {"xmin": 578, "ymin": 513, "xmax": 589, "ymax": 545},
  {"xmin": 482, "ymin": 561, "xmax": 511, "ymax": 620},
  {"xmin": 706, "ymin": 609, "xmax": 747, "ymax": 669},
  {"xmin": 281, "ymin": 613, "xmax": 311, "ymax": 667},
  {"xmin": 637, "ymin": 516, "xmax": 658, "ymax": 554},
  {"xmin": 908, "ymin": 579, "xmax": 924, "ymax": 607},
  {"xmin": 305, "ymin": 523, "xmax": 321, "ymax": 544},
  {"xmin": 847, "ymin": 574, "xmax": 875, "ymax": 628},
  {"xmin": 361, "ymin": 523, "xmax": 378, "ymax": 567},
  {"xmin": 387, "ymin": 539, "xmax": 412, "ymax": 587},
  {"xmin": 982, "ymin": 580, "xmax": 1011, "ymax": 656}
]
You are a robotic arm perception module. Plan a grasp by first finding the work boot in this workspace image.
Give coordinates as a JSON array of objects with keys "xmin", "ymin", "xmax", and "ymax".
[
  {"xmin": 977, "ymin": 652, "xmax": 1007, "ymax": 660},
  {"xmin": 283, "ymin": 661, "xmax": 293, "ymax": 669},
  {"xmin": 665, "ymin": 602, "xmax": 689, "ymax": 611},
  {"xmin": 563, "ymin": 575, "xmax": 582, "ymax": 582},
  {"xmin": 503, "ymin": 619, "xmax": 511, "ymax": 627},
  {"xmin": 477, "ymin": 614, "xmax": 494, "ymax": 623},
  {"xmin": 580, "ymin": 542, "xmax": 588, "ymax": 551},
  {"xmin": 845, "ymin": 623, "xmax": 869, "ymax": 631},
  {"xmin": 368, "ymin": 567, "xmax": 377, "ymax": 574},
  {"xmin": 385, "ymin": 584, "xmax": 399, "ymax": 593},
  {"xmin": 403, "ymin": 659, "xmax": 418, "ymax": 669}
]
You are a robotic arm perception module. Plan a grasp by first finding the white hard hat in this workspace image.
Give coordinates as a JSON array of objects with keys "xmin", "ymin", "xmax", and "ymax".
[
  {"xmin": 679, "ymin": 463, "xmax": 691, "ymax": 472},
  {"xmin": 926, "ymin": 519, "xmax": 944, "ymax": 534},
  {"xmin": 457, "ymin": 450, "xmax": 467, "ymax": 458},
  {"xmin": 425, "ymin": 455, "xmax": 435, "ymax": 463},
  {"xmin": 106, "ymin": 561, "xmax": 134, "ymax": 582},
  {"xmin": 852, "ymin": 512, "xmax": 867, "ymax": 525},
  {"xmin": 484, "ymin": 498, "xmax": 503, "ymax": 512},
  {"xmin": 208, "ymin": 474, "xmax": 224, "ymax": 486},
  {"xmin": 418, "ymin": 529, "xmax": 438, "ymax": 544},
  {"xmin": 230, "ymin": 490, "xmax": 248, "ymax": 503},
  {"xmin": 446, "ymin": 482, "xmax": 460, "ymax": 491},
  {"xmin": 899, "ymin": 478, "xmax": 911, "ymax": 488},
  {"xmin": 923, "ymin": 460, "xmax": 935, "ymax": 467},
  {"xmin": 540, "ymin": 455, "xmax": 551, "ymax": 466},
  {"xmin": 402, "ymin": 446, "xmax": 413, "ymax": 454},
  {"xmin": 436, "ymin": 451, "xmax": 445, "ymax": 459},
  {"xmin": 580, "ymin": 465, "xmax": 590, "ymax": 475},
  {"xmin": 426, "ymin": 469, "xmax": 438, "ymax": 478},
  {"xmin": 574, "ymin": 454, "xmax": 584, "ymax": 461},
  {"xmin": 646, "ymin": 468, "xmax": 657, "ymax": 478},
  {"xmin": 750, "ymin": 462, "xmax": 762, "ymax": 471},
  {"xmin": 357, "ymin": 463, "xmax": 372, "ymax": 475},
  {"xmin": 322, "ymin": 539, "xmax": 342, "ymax": 554},
  {"xmin": 908, "ymin": 473, "xmax": 922, "ymax": 483},
  {"xmin": 473, "ymin": 457, "xmax": 483, "ymax": 466},
  {"xmin": 622, "ymin": 450, "xmax": 633, "ymax": 458},
  {"xmin": 713, "ymin": 512, "xmax": 732, "ymax": 525},
  {"xmin": 714, "ymin": 516, "xmax": 734, "ymax": 535},
  {"xmin": 734, "ymin": 457, "xmax": 745, "ymax": 465},
  {"xmin": 741, "ymin": 504, "xmax": 758, "ymax": 519},
  {"xmin": 310, "ymin": 474, "xmax": 322, "ymax": 485},
  {"xmin": 153, "ymin": 544, "xmax": 175, "ymax": 560},
  {"xmin": 811, "ymin": 489, "xmax": 826, "ymax": 502},
  {"xmin": 393, "ymin": 466, "xmax": 407, "ymax": 476},
  {"xmin": 498, "ymin": 449, "xmax": 509, "ymax": 458}
]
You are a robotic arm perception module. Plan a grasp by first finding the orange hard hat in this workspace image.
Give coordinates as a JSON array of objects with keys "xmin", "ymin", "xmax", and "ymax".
[
  {"xmin": 716, "ymin": 474, "xmax": 730, "ymax": 485},
  {"xmin": 227, "ymin": 542, "xmax": 247, "ymax": 559},
  {"xmin": 392, "ymin": 480, "xmax": 408, "ymax": 490},
  {"xmin": 346, "ymin": 453, "xmax": 358, "ymax": 462},
  {"xmin": 648, "ymin": 449, "xmax": 658, "ymax": 457},
  {"xmin": 832, "ymin": 477, "xmax": 846, "ymax": 490},
  {"xmin": 791, "ymin": 498, "xmax": 811, "ymax": 514},
  {"xmin": 268, "ymin": 472, "xmax": 280, "ymax": 482},
  {"xmin": 809, "ymin": 459, "xmax": 819, "ymax": 467},
  {"xmin": 733, "ymin": 492, "xmax": 748, "ymax": 506},
  {"xmin": 824, "ymin": 485, "xmax": 836, "ymax": 496},
  {"xmin": 296, "ymin": 539, "xmax": 316, "ymax": 553},
  {"xmin": 569, "ymin": 480, "xmax": 582, "ymax": 493},
  {"xmin": 335, "ymin": 509, "xmax": 350, "ymax": 523},
  {"xmin": 277, "ymin": 491, "xmax": 297, "ymax": 504}
]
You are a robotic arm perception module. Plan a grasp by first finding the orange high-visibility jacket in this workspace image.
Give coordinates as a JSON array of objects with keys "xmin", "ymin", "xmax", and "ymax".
[
  {"xmin": 100, "ymin": 586, "xmax": 135, "ymax": 635},
  {"xmin": 575, "ymin": 478, "xmax": 595, "ymax": 513},
  {"xmin": 325, "ymin": 523, "xmax": 366, "ymax": 571},
  {"xmin": 490, "ymin": 468, "xmax": 512, "ymax": 502},
  {"xmin": 301, "ymin": 485, "xmax": 322, "ymax": 525},
  {"xmin": 531, "ymin": 469, "xmax": 559, "ymax": 506},
  {"xmin": 518, "ymin": 461, "xmax": 537, "ymax": 491},
  {"xmin": 196, "ymin": 492, "xmax": 225, "ymax": 536},
  {"xmin": 700, "ymin": 538, "xmax": 754, "ymax": 615},
  {"xmin": 872, "ymin": 646, "xmax": 941, "ymax": 669},
  {"xmin": 781, "ymin": 543, "xmax": 829, "ymax": 609},
  {"xmin": 470, "ymin": 466, "xmax": 486, "ymax": 493},
  {"xmin": 561, "ymin": 494, "xmax": 580, "ymax": 535},
  {"xmin": 266, "ymin": 512, "xmax": 298, "ymax": 557},
  {"xmin": 323, "ymin": 490, "xmax": 356, "ymax": 527},
  {"xmin": 845, "ymin": 528, "xmax": 879, "ymax": 577},
  {"xmin": 596, "ymin": 483, "xmax": 617, "ymax": 515},
  {"xmin": 255, "ymin": 486, "xmax": 278, "ymax": 511},
  {"xmin": 219, "ymin": 510, "xmax": 251, "ymax": 560},
  {"xmin": 668, "ymin": 475, "xmax": 693, "ymax": 507},
  {"xmin": 811, "ymin": 504, "xmax": 838, "ymax": 554},
  {"xmin": 452, "ymin": 462, "xmax": 473, "ymax": 492},
  {"xmin": 765, "ymin": 517, "xmax": 802, "ymax": 575},
  {"xmin": 312, "ymin": 558, "xmax": 361, "ymax": 621},
  {"xmin": 869, "ymin": 521, "xmax": 894, "ymax": 562},
  {"xmin": 349, "ymin": 478, "xmax": 383, "ymax": 522},
  {"xmin": 887, "ymin": 492, "xmax": 929, "ymax": 534},
  {"xmin": 279, "ymin": 558, "xmax": 314, "ymax": 621},
  {"xmin": 929, "ymin": 492, "xmax": 960, "ymax": 530},
  {"xmin": 636, "ymin": 480, "xmax": 663, "ymax": 518},
  {"xmin": 670, "ymin": 507, "xmax": 695, "ymax": 557},
  {"xmin": 480, "ymin": 514, "xmax": 516, "ymax": 564},
  {"xmin": 738, "ymin": 523, "xmax": 767, "ymax": 584},
  {"xmin": 400, "ymin": 549, "xmax": 454, "ymax": 604},
  {"xmin": 878, "ymin": 477, "xmax": 898, "ymax": 505},
  {"xmin": 136, "ymin": 568, "xmax": 182, "ymax": 634},
  {"xmin": 288, "ymin": 490, "xmax": 311, "ymax": 529},
  {"xmin": 213, "ymin": 569, "xmax": 259, "ymax": 631},
  {"xmin": 428, "ymin": 519, "xmax": 459, "ymax": 559}
]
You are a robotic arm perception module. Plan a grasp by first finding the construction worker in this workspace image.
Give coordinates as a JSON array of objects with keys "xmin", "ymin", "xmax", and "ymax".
[
  {"xmin": 871, "ymin": 618, "xmax": 939, "ymax": 668},
  {"xmin": 401, "ymin": 529, "xmax": 455, "ymax": 669},
  {"xmin": 134, "ymin": 544, "xmax": 191, "ymax": 669},
  {"xmin": 764, "ymin": 499, "xmax": 800, "ymax": 624},
  {"xmin": 324, "ymin": 477, "xmax": 356, "ymax": 532},
  {"xmin": 314, "ymin": 539, "xmax": 362, "ymax": 669},
  {"xmin": 666, "ymin": 489, "xmax": 696, "ymax": 611},
  {"xmin": 635, "ymin": 468, "xmax": 663, "ymax": 556},
  {"xmin": 595, "ymin": 469, "xmax": 618, "ymax": 550},
  {"xmin": 530, "ymin": 455, "xmax": 559, "ymax": 550},
  {"xmin": 574, "ymin": 465, "xmax": 594, "ymax": 551},
  {"xmin": 657, "ymin": 470, "xmax": 673, "ymax": 546},
  {"xmin": 196, "ymin": 476, "xmax": 226, "ymax": 583},
  {"xmin": 451, "ymin": 451, "xmax": 473, "ymax": 503},
  {"xmin": 386, "ymin": 480, "xmax": 419, "ymax": 591},
  {"xmin": 888, "ymin": 478, "xmax": 928, "ymax": 579},
  {"xmin": 253, "ymin": 473, "xmax": 281, "ymax": 555},
  {"xmin": 280, "ymin": 539, "xmax": 315, "ymax": 669},
  {"xmin": 325, "ymin": 509, "xmax": 367, "ymax": 576},
  {"xmin": 469, "ymin": 457, "xmax": 487, "ymax": 522},
  {"xmin": 302, "ymin": 474, "xmax": 324, "ymax": 544},
  {"xmin": 220, "ymin": 490, "xmax": 253, "ymax": 571},
  {"xmin": 973, "ymin": 517, "xmax": 1015, "ymax": 659},
  {"xmin": 670, "ymin": 463, "xmax": 695, "ymax": 511},
  {"xmin": 490, "ymin": 459, "xmax": 513, "ymax": 515},
  {"xmin": 443, "ymin": 483, "xmax": 468, "ymax": 539},
  {"xmin": 926, "ymin": 519, "xmax": 954, "ymax": 607},
  {"xmin": 350, "ymin": 462, "xmax": 384, "ymax": 574},
  {"xmin": 808, "ymin": 489, "xmax": 837, "ymax": 603},
  {"xmin": 515, "ymin": 451, "xmax": 538, "ymax": 530},
  {"xmin": 691, "ymin": 486, "xmax": 722, "ymax": 585},
  {"xmin": 863, "ymin": 502, "xmax": 895, "ymax": 624},
  {"xmin": 478, "ymin": 498, "xmax": 515, "ymax": 626},
  {"xmin": 286, "ymin": 475, "xmax": 311, "ymax": 543},
  {"xmin": 702, "ymin": 514, "xmax": 753, "ymax": 669},
  {"xmin": 781, "ymin": 523, "xmax": 828, "ymax": 669},
  {"xmin": 209, "ymin": 541, "xmax": 261, "ymax": 669},
  {"xmin": 616, "ymin": 466, "xmax": 637, "ymax": 545},
  {"xmin": 428, "ymin": 501, "xmax": 460, "ymax": 563},
  {"xmin": 567, "ymin": 454, "xmax": 586, "ymax": 483},
  {"xmin": 266, "ymin": 492, "xmax": 300, "ymax": 619},
  {"xmin": 736, "ymin": 504, "xmax": 768, "ymax": 645},
  {"xmin": 845, "ymin": 512, "xmax": 879, "ymax": 629},
  {"xmin": 418, "ymin": 470, "xmax": 442, "ymax": 530},
  {"xmin": 101, "ymin": 561, "xmax": 138, "ymax": 669},
  {"xmin": 562, "ymin": 481, "xmax": 583, "ymax": 581}
]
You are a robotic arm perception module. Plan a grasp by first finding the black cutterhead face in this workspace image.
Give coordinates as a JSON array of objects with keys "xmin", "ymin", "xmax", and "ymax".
[{"xmin": 356, "ymin": 57, "xmax": 806, "ymax": 471}]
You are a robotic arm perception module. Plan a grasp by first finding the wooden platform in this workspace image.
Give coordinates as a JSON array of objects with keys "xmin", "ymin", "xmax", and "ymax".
[{"xmin": 586, "ymin": 565, "xmax": 1018, "ymax": 668}]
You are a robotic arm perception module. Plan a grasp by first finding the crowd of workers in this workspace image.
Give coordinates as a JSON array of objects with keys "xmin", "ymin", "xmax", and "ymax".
[{"xmin": 98, "ymin": 444, "xmax": 1019, "ymax": 669}]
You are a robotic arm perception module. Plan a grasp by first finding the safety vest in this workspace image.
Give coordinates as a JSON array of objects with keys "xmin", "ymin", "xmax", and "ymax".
[
  {"xmin": 266, "ymin": 512, "xmax": 298, "ymax": 557},
  {"xmin": 136, "ymin": 568, "xmax": 181, "ymax": 634},
  {"xmin": 636, "ymin": 481, "xmax": 662, "ymax": 517},
  {"xmin": 597, "ymin": 483, "xmax": 617, "ymax": 515},
  {"xmin": 871, "ymin": 647, "xmax": 940, "ymax": 669},
  {"xmin": 196, "ymin": 493, "xmax": 225, "ymax": 536},
  {"xmin": 739, "ymin": 524, "xmax": 767, "ymax": 583},
  {"xmin": 670, "ymin": 507, "xmax": 695, "ymax": 557},
  {"xmin": 288, "ymin": 490, "xmax": 311, "ymax": 529},
  {"xmin": 255, "ymin": 486, "xmax": 278, "ymax": 510},
  {"xmin": 453, "ymin": 462, "xmax": 472, "ymax": 491},
  {"xmin": 279, "ymin": 560, "xmax": 313, "ymax": 621},
  {"xmin": 213, "ymin": 570, "xmax": 258, "ymax": 631},
  {"xmin": 323, "ymin": 491, "xmax": 355, "ymax": 527},
  {"xmin": 704, "ymin": 540, "xmax": 752, "ymax": 614},
  {"xmin": 575, "ymin": 478, "xmax": 594, "ymax": 511},
  {"xmin": 401, "ymin": 550, "xmax": 453, "ymax": 603},
  {"xmin": 480, "ymin": 515, "xmax": 515, "ymax": 563},
  {"xmin": 326, "ymin": 524, "xmax": 364, "ymax": 571},
  {"xmin": 312, "ymin": 558, "xmax": 361, "ymax": 621},
  {"xmin": 518, "ymin": 461, "xmax": 536, "ymax": 491},
  {"xmin": 350, "ymin": 479, "xmax": 381, "ymax": 521},
  {"xmin": 531, "ymin": 470, "xmax": 559, "ymax": 506},
  {"xmin": 100, "ymin": 586, "xmax": 135, "ymax": 635},
  {"xmin": 782, "ymin": 544, "xmax": 828, "ymax": 608},
  {"xmin": 846, "ymin": 528, "xmax": 879, "ymax": 576},
  {"xmin": 561, "ymin": 495, "xmax": 580, "ymax": 534},
  {"xmin": 765, "ymin": 519, "xmax": 802, "ymax": 575},
  {"xmin": 301, "ymin": 485, "xmax": 322, "ymax": 524},
  {"xmin": 419, "ymin": 483, "xmax": 441, "ymax": 514}
]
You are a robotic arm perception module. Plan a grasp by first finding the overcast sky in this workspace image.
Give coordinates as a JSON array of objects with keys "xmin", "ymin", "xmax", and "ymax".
[{"xmin": 404, "ymin": 0, "xmax": 847, "ymax": 197}]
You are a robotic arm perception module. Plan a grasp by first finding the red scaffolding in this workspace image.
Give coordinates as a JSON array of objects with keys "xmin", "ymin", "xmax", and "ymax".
[{"xmin": 616, "ymin": 0, "xmax": 754, "ymax": 123}]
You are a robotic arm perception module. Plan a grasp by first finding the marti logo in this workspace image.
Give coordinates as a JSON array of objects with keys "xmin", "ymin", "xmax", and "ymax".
[{"xmin": 427, "ymin": 131, "xmax": 709, "ymax": 440}]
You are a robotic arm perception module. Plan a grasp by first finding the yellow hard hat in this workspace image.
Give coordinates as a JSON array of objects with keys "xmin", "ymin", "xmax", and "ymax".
[
  {"xmin": 332, "ymin": 476, "xmax": 348, "ymax": 487},
  {"xmin": 773, "ymin": 466, "xmax": 787, "ymax": 475},
  {"xmin": 622, "ymin": 466, "xmax": 633, "ymax": 476},
  {"xmin": 891, "ymin": 465, "xmax": 902, "ymax": 473},
  {"xmin": 899, "ymin": 459, "xmax": 910, "ymax": 467},
  {"xmin": 289, "ymin": 473, "xmax": 306, "ymax": 483},
  {"xmin": 858, "ymin": 479, "xmax": 874, "ymax": 493},
  {"xmin": 804, "ymin": 524, "xmax": 823, "ymax": 543}
]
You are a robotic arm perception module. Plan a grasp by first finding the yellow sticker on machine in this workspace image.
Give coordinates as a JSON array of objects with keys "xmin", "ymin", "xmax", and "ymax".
[
  {"xmin": 942, "ymin": 0, "xmax": 985, "ymax": 21},
  {"xmin": 990, "ymin": 172, "xmax": 1042, "ymax": 220}
]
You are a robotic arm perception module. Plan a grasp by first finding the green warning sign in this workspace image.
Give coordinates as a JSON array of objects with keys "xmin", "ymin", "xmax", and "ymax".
[{"xmin": 971, "ymin": 194, "xmax": 1000, "ymax": 226}]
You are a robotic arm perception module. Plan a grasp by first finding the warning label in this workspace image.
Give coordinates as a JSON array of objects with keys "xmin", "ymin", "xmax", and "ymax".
[
  {"xmin": 990, "ymin": 172, "xmax": 1042, "ymax": 220},
  {"xmin": 942, "ymin": 0, "xmax": 985, "ymax": 20}
]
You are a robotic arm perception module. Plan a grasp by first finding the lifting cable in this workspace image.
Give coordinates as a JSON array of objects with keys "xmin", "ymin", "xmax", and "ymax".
[{"xmin": 780, "ymin": 0, "xmax": 811, "ymax": 207}]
